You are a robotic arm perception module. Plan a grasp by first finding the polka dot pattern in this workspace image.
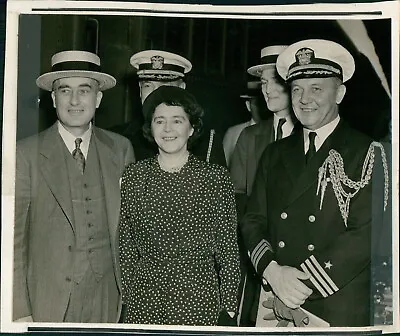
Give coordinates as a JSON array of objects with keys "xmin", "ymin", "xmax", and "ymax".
[{"xmin": 119, "ymin": 154, "xmax": 240, "ymax": 325}]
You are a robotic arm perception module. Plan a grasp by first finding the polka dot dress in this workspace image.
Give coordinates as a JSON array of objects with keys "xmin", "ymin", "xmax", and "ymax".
[{"xmin": 119, "ymin": 154, "xmax": 240, "ymax": 325}]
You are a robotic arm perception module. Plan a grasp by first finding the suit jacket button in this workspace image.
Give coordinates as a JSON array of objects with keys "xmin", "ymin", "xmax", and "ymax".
[
  {"xmin": 65, "ymin": 276, "xmax": 71, "ymax": 282},
  {"xmin": 278, "ymin": 241, "xmax": 285, "ymax": 248},
  {"xmin": 308, "ymin": 215, "xmax": 316, "ymax": 222},
  {"xmin": 280, "ymin": 212, "xmax": 288, "ymax": 220},
  {"xmin": 308, "ymin": 244, "xmax": 315, "ymax": 251}
]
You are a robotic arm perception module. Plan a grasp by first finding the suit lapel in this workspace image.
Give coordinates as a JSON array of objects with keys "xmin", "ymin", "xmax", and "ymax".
[
  {"xmin": 286, "ymin": 120, "xmax": 349, "ymax": 206},
  {"xmin": 254, "ymin": 118, "xmax": 274, "ymax": 162},
  {"xmin": 93, "ymin": 127, "xmax": 120, "ymax": 244},
  {"xmin": 40, "ymin": 123, "xmax": 75, "ymax": 231}
]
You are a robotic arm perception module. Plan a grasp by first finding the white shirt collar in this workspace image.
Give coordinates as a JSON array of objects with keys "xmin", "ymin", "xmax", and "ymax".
[
  {"xmin": 273, "ymin": 114, "xmax": 295, "ymax": 141},
  {"xmin": 303, "ymin": 115, "xmax": 340, "ymax": 153},
  {"xmin": 57, "ymin": 121, "xmax": 92, "ymax": 159}
]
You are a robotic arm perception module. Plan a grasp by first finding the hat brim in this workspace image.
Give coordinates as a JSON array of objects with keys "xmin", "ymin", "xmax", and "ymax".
[
  {"xmin": 247, "ymin": 63, "xmax": 276, "ymax": 77},
  {"xmin": 36, "ymin": 70, "xmax": 116, "ymax": 91}
]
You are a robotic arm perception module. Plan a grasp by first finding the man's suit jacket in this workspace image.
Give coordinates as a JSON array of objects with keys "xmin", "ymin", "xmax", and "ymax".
[
  {"xmin": 13, "ymin": 123, "xmax": 135, "ymax": 322},
  {"xmin": 241, "ymin": 120, "xmax": 387, "ymax": 326},
  {"xmin": 223, "ymin": 119, "xmax": 255, "ymax": 167},
  {"xmin": 229, "ymin": 118, "xmax": 274, "ymax": 199}
]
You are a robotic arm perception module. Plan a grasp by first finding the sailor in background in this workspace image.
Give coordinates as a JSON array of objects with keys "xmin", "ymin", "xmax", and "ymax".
[
  {"xmin": 113, "ymin": 50, "xmax": 227, "ymax": 167},
  {"xmin": 241, "ymin": 39, "xmax": 389, "ymax": 327},
  {"xmin": 223, "ymin": 81, "xmax": 262, "ymax": 166}
]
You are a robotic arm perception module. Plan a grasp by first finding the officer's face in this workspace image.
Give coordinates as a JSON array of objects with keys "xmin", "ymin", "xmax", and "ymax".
[
  {"xmin": 151, "ymin": 103, "xmax": 194, "ymax": 156},
  {"xmin": 261, "ymin": 67, "xmax": 290, "ymax": 113},
  {"xmin": 291, "ymin": 77, "xmax": 346, "ymax": 131},
  {"xmin": 51, "ymin": 77, "xmax": 102, "ymax": 136},
  {"xmin": 140, "ymin": 80, "xmax": 185, "ymax": 104}
]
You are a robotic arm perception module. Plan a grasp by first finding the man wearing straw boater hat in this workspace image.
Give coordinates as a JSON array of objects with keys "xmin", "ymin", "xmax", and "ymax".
[
  {"xmin": 241, "ymin": 39, "xmax": 389, "ymax": 326},
  {"xmin": 230, "ymin": 45, "xmax": 297, "ymax": 326},
  {"xmin": 13, "ymin": 50, "xmax": 135, "ymax": 322},
  {"xmin": 223, "ymin": 81, "xmax": 262, "ymax": 166},
  {"xmin": 113, "ymin": 50, "xmax": 226, "ymax": 167}
]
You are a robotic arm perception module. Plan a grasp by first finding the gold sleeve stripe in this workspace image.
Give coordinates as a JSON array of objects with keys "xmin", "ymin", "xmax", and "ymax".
[{"xmin": 301, "ymin": 263, "xmax": 328, "ymax": 298}]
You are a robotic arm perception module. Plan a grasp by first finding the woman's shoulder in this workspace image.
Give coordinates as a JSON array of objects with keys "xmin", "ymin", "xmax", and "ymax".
[
  {"xmin": 123, "ymin": 157, "xmax": 155, "ymax": 177},
  {"xmin": 191, "ymin": 155, "xmax": 230, "ymax": 179}
]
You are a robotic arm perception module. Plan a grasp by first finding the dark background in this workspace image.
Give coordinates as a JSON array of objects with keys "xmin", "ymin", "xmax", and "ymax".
[{"xmin": 15, "ymin": 14, "xmax": 391, "ymax": 143}]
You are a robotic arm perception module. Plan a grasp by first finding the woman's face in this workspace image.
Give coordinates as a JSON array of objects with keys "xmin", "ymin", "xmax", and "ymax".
[{"xmin": 151, "ymin": 103, "xmax": 194, "ymax": 155}]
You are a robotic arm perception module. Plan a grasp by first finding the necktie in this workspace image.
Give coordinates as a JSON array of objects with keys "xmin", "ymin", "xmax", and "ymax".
[
  {"xmin": 276, "ymin": 118, "xmax": 286, "ymax": 141},
  {"xmin": 72, "ymin": 138, "xmax": 85, "ymax": 174},
  {"xmin": 305, "ymin": 132, "xmax": 317, "ymax": 164}
]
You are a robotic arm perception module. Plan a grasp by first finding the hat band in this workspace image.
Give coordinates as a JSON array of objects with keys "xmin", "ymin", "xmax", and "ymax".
[
  {"xmin": 289, "ymin": 58, "xmax": 342, "ymax": 74},
  {"xmin": 52, "ymin": 61, "xmax": 101, "ymax": 72},
  {"xmin": 287, "ymin": 67, "xmax": 343, "ymax": 82},
  {"xmin": 138, "ymin": 73, "xmax": 182, "ymax": 82},
  {"xmin": 260, "ymin": 54, "xmax": 278, "ymax": 65},
  {"xmin": 139, "ymin": 63, "xmax": 184, "ymax": 73}
]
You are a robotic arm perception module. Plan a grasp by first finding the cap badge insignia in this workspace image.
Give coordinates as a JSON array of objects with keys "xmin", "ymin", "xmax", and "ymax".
[
  {"xmin": 295, "ymin": 48, "xmax": 314, "ymax": 65},
  {"xmin": 151, "ymin": 55, "xmax": 164, "ymax": 70}
]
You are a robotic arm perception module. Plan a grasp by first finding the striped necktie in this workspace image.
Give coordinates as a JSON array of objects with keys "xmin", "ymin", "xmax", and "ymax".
[{"xmin": 72, "ymin": 138, "xmax": 85, "ymax": 174}]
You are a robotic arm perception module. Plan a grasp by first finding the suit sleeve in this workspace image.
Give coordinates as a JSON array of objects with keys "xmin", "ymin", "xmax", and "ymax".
[
  {"xmin": 300, "ymin": 145, "xmax": 387, "ymax": 300},
  {"xmin": 123, "ymin": 138, "xmax": 135, "ymax": 167},
  {"xmin": 13, "ymin": 145, "xmax": 32, "ymax": 320},
  {"xmin": 118, "ymin": 167, "xmax": 140, "ymax": 303},
  {"xmin": 240, "ymin": 148, "xmax": 275, "ymax": 277},
  {"xmin": 214, "ymin": 168, "xmax": 241, "ymax": 313}
]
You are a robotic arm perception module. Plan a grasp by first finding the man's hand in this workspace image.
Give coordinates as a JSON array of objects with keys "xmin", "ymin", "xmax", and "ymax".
[
  {"xmin": 263, "ymin": 261, "xmax": 312, "ymax": 308},
  {"xmin": 14, "ymin": 315, "xmax": 33, "ymax": 323}
]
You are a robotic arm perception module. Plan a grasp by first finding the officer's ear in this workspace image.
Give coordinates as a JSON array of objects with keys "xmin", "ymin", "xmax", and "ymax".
[
  {"xmin": 336, "ymin": 84, "xmax": 346, "ymax": 104},
  {"xmin": 179, "ymin": 81, "xmax": 186, "ymax": 90}
]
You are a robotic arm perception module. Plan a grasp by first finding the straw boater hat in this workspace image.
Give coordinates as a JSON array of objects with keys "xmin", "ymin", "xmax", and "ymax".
[
  {"xmin": 276, "ymin": 39, "xmax": 355, "ymax": 83},
  {"xmin": 247, "ymin": 45, "xmax": 288, "ymax": 77},
  {"xmin": 130, "ymin": 50, "xmax": 192, "ymax": 82},
  {"xmin": 240, "ymin": 81, "xmax": 261, "ymax": 99},
  {"xmin": 36, "ymin": 50, "xmax": 117, "ymax": 91}
]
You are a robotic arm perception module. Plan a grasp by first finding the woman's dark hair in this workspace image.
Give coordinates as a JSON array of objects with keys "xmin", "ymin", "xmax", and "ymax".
[{"xmin": 142, "ymin": 86, "xmax": 204, "ymax": 148}]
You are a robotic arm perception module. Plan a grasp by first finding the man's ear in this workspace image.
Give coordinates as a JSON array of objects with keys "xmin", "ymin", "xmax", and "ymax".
[
  {"xmin": 96, "ymin": 91, "xmax": 103, "ymax": 108},
  {"xmin": 245, "ymin": 100, "xmax": 251, "ymax": 112},
  {"xmin": 179, "ymin": 81, "xmax": 186, "ymax": 90},
  {"xmin": 336, "ymin": 84, "xmax": 346, "ymax": 104},
  {"xmin": 51, "ymin": 91, "xmax": 56, "ymax": 108}
]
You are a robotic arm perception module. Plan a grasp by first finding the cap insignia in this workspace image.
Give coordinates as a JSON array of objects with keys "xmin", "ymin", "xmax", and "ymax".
[
  {"xmin": 151, "ymin": 55, "xmax": 164, "ymax": 70},
  {"xmin": 295, "ymin": 48, "xmax": 314, "ymax": 66}
]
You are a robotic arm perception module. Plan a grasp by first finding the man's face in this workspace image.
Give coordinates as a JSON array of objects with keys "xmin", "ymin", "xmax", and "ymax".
[
  {"xmin": 291, "ymin": 77, "xmax": 346, "ymax": 130},
  {"xmin": 51, "ymin": 77, "xmax": 102, "ymax": 135},
  {"xmin": 139, "ymin": 79, "xmax": 185, "ymax": 104},
  {"xmin": 260, "ymin": 67, "xmax": 290, "ymax": 113}
]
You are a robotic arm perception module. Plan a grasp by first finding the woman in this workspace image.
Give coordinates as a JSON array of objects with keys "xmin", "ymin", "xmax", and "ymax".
[{"xmin": 119, "ymin": 86, "xmax": 240, "ymax": 326}]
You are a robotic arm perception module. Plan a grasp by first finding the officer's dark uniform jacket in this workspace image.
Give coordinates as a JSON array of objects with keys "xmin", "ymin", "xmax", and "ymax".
[{"xmin": 241, "ymin": 120, "xmax": 387, "ymax": 326}]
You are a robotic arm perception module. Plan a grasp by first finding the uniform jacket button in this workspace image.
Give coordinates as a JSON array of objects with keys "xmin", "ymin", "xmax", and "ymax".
[
  {"xmin": 280, "ymin": 212, "xmax": 288, "ymax": 220},
  {"xmin": 308, "ymin": 215, "xmax": 316, "ymax": 222},
  {"xmin": 308, "ymin": 244, "xmax": 315, "ymax": 251},
  {"xmin": 278, "ymin": 241, "xmax": 285, "ymax": 248}
]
